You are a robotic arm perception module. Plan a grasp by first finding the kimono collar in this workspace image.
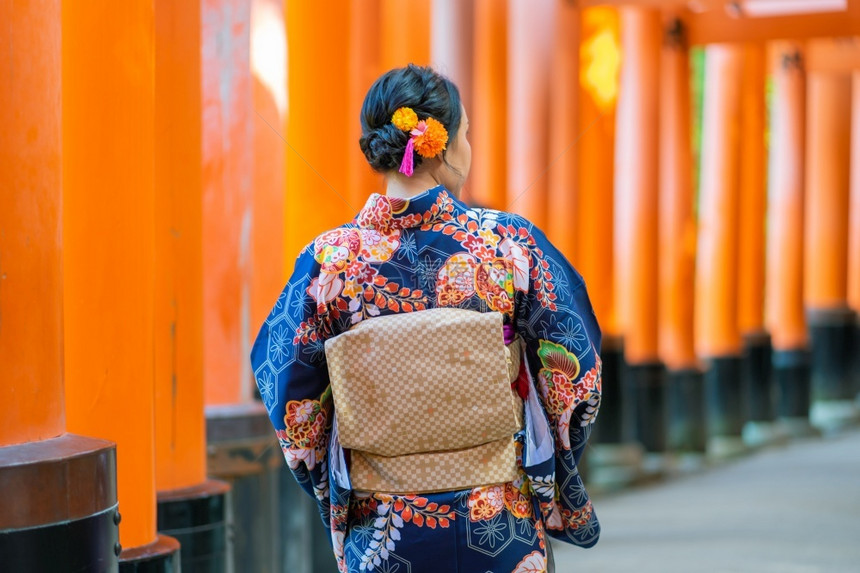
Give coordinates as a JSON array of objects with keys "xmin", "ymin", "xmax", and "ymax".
[{"xmin": 355, "ymin": 185, "xmax": 456, "ymax": 232}]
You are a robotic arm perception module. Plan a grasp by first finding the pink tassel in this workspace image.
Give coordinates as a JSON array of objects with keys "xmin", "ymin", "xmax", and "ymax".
[{"xmin": 399, "ymin": 137, "xmax": 415, "ymax": 177}]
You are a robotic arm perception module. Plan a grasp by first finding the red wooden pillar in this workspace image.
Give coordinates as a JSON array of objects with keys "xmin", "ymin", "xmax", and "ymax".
[
  {"xmin": 348, "ymin": 0, "xmax": 384, "ymax": 210},
  {"xmin": 659, "ymin": 20, "xmax": 697, "ymax": 374},
  {"xmin": 203, "ymin": 2, "xmax": 308, "ymax": 570},
  {"xmin": 615, "ymin": 7, "xmax": 664, "ymax": 457},
  {"xmin": 380, "ymin": 0, "xmax": 431, "ymax": 70},
  {"xmin": 695, "ymin": 44, "xmax": 745, "ymax": 456},
  {"xmin": 154, "ymin": 0, "xmax": 207, "ymax": 497},
  {"xmin": 285, "ymin": 1, "xmax": 354, "ymax": 274},
  {"xmin": 0, "ymin": 1, "xmax": 65, "ymax": 448},
  {"xmin": 850, "ymin": 71, "xmax": 860, "ymax": 401},
  {"xmin": 251, "ymin": 0, "xmax": 288, "ymax": 343},
  {"xmin": 431, "ymin": 0, "xmax": 474, "ymax": 118},
  {"xmin": 431, "ymin": 0, "xmax": 474, "ymax": 203},
  {"xmin": 578, "ymin": 7, "xmax": 643, "ymax": 487},
  {"xmin": 546, "ymin": 0, "xmax": 580, "ymax": 260},
  {"xmin": 804, "ymin": 73, "xmax": 851, "ymax": 331},
  {"xmin": 659, "ymin": 19, "xmax": 704, "ymax": 454},
  {"xmin": 202, "ymin": 0, "xmax": 255, "ymax": 406},
  {"xmin": 738, "ymin": 44, "xmax": 768, "ymax": 347},
  {"xmin": 470, "ymin": 0, "xmax": 508, "ymax": 211},
  {"xmin": 737, "ymin": 43, "xmax": 777, "ymax": 443},
  {"xmin": 579, "ymin": 6, "xmax": 619, "ymax": 341},
  {"xmin": 507, "ymin": 0, "xmax": 553, "ymax": 228},
  {"xmin": 766, "ymin": 42, "xmax": 811, "ymax": 433},
  {"xmin": 0, "ymin": 3, "xmax": 118, "ymax": 568},
  {"xmin": 804, "ymin": 71, "xmax": 856, "ymax": 431},
  {"xmin": 154, "ymin": 0, "xmax": 230, "ymax": 567},
  {"xmin": 63, "ymin": 0, "xmax": 179, "ymax": 564},
  {"xmin": 615, "ymin": 6, "xmax": 661, "ymax": 366}
]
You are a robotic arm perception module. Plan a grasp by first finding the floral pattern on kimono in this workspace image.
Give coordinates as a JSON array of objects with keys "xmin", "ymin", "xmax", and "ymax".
[{"xmin": 251, "ymin": 185, "xmax": 602, "ymax": 572}]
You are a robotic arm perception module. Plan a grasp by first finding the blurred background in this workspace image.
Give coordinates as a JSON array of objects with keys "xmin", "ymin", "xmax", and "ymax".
[{"xmin": 2, "ymin": 0, "xmax": 859, "ymax": 571}]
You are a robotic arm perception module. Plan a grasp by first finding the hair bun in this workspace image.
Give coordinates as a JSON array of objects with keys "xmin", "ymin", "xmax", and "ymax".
[{"xmin": 359, "ymin": 123, "xmax": 409, "ymax": 173}]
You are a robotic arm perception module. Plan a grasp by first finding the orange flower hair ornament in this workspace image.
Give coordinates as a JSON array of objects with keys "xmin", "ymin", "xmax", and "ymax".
[{"xmin": 391, "ymin": 107, "xmax": 449, "ymax": 177}]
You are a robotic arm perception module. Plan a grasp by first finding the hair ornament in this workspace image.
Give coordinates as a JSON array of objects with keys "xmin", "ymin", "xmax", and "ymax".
[
  {"xmin": 391, "ymin": 107, "xmax": 449, "ymax": 177},
  {"xmin": 392, "ymin": 107, "xmax": 418, "ymax": 131}
]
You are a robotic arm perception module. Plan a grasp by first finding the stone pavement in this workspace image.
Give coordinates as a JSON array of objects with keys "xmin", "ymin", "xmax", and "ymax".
[{"xmin": 552, "ymin": 430, "xmax": 860, "ymax": 573}]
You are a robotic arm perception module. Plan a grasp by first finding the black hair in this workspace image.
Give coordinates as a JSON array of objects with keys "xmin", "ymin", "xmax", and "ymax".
[{"xmin": 359, "ymin": 64, "xmax": 462, "ymax": 174}]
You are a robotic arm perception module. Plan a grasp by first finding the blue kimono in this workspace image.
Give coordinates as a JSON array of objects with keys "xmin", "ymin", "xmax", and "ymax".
[{"xmin": 251, "ymin": 186, "xmax": 602, "ymax": 572}]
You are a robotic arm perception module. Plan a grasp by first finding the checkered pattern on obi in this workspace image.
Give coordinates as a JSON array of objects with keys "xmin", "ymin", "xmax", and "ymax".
[
  {"xmin": 350, "ymin": 436, "xmax": 520, "ymax": 494},
  {"xmin": 324, "ymin": 308, "xmax": 522, "ymax": 457}
]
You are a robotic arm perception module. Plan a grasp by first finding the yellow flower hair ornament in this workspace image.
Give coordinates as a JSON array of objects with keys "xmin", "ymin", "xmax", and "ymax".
[
  {"xmin": 391, "ymin": 107, "xmax": 418, "ymax": 131},
  {"xmin": 391, "ymin": 107, "xmax": 449, "ymax": 177}
]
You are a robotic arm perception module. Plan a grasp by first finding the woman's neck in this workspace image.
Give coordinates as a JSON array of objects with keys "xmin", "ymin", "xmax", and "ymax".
[{"xmin": 384, "ymin": 170, "xmax": 443, "ymax": 199}]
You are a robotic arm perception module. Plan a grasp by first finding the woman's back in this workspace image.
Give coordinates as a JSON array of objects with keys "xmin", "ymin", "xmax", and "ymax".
[{"xmin": 252, "ymin": 185, "xmax": 602, "ymax": 572}]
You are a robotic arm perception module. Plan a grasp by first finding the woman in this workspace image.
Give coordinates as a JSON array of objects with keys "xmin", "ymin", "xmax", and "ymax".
[{"xmin": 251, "ymin": 64, "xmax": 602, "ymax": 573}]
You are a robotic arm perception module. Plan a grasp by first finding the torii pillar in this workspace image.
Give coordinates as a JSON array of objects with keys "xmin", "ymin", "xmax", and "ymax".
[
  {"xmin": 0, "ymin": 2, "xmax": 118, "ymax": 569},
  {"xmin": 62, "ymin": 0, "xmax": 180, "ymax": 567},
  {"xmin": 737, "ymin": 43, "xmax": 779, "ymax": 447},
  {"xmin": 578, "ymin": 6, "xmax": 643, "ymax": 489},
  {"xmin": 660, "ymin": 19, "xmax": 706, "ymax": 458},
  {"xmin": 615, "ymin": 6, "xmax": 666, "ymax": 472},
  {"xmin": 154, "ymin": 0, "xmax": 231, "ymax": 569},
  {"xmin": 695, "ymin": 44, "xmax": 747, "ymax": 459},
  {"xmin": 851, "ymin": 71, "xmax": 860, "ymax": 404},
  {"xmin": 766, "ymin": 43, "xmax": 815, "ymax": 437},
  {"xmin": 470, "ymin": 0, "xmax": 509, "ymax": 211},
  {"xmin": 804, "ymin": 70, "xmax": 857, "ymax": 432},
  {"xmin": 507, "ymin": 0, "xmax": 553, "ymax": 228}
]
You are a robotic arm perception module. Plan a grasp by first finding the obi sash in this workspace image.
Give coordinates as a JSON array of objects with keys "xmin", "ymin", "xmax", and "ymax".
[{"xmin": 324, "ymin": 308, "xmax": 525, "ymax": 493}]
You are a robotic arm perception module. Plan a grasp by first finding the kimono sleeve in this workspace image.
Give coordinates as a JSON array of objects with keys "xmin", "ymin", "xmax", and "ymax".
[
  {"xmin": 515, "ymin": 225, "xmax": 603, "ymax": 547},
  {"xmin": 250, "ymin": 243, "xmax": 334, "ymax": 527}
]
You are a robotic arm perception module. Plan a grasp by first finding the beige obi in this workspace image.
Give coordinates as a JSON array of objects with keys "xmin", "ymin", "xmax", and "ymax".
[{"xmin": 324, "ymin": 308, "xmax": 524, "ymax": 493}]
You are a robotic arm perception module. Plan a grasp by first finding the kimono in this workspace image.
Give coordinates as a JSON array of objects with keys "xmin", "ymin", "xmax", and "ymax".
[{"xmin": 251, "ymin": 185, "xmax": 602, "ymax": 573}]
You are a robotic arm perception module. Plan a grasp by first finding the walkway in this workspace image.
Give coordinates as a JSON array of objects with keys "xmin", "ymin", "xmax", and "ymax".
[{"xmin": 553, "ymin": 430, "xmax": 860, "ymax": 573}]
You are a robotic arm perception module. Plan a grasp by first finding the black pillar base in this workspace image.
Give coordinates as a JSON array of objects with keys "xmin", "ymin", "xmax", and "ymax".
[
  {"xmin": 854, "ymin": 320, "xmax": 860, "ymax": 400},
  {"xmin": 807, "ymin": 308, "xmax": 859, "ymax": 431},
  {"xmin": 0, "ymin": 434, "xmax": 119, "ymax": 572},
  {"xmin": 628, "ymin": 361, "xmax": 667, "ymax": 454},
  {"xmin": 278, "ymin": 458, "xmax": 317, "ymax": 573},
  {"xmin": 808, "ymin": 308, "xmax": 856, "ymax": 402},
  {"xmin": 704, "ymin": 355, "xmax": 747, "ymax": 458},
  {"xmin": 773, "ymin": 348, "xmax": 811, "ymax": 419},
  {"xmin": 704, "ymin": 355, "xmax": 745, "ymax": 437},
  {"xmin": 742, "ymin": 331, "xmax": 774, "ymax": 423},
  {"xmin": 119, "ymin": 535, "xmax": 181, "ymax": 572},
  {"xmin": 771, "ymin": 347, "xmax": 821, "ymax": 438},
  {"xmin": 207, "ymin": 403, "xmax": 282, "ymax": 573},
  {"xmin": 206, "ymin": 402, "xmax": 337, "ymax": 573},
  {"xmin": 586, "ymin": 336, "xmax": 643, "ymax": 491},
  {"xmin": 591, "ymin": 337, "xmax": 627, "ymax": 445},
  {"xmin": 157, "ymin": 479, "xmax": 231, "ymax": 572},
  {"xmin": 740, "ymin": 332, "xmax": 784, "ymax": 447},
  {"xmin": 666, "ymin": 368, "xmax": 706, "ymax": 454},
  {"xmin": 628, "ymin": 361, "xmax": 668, "ymax": 478}
]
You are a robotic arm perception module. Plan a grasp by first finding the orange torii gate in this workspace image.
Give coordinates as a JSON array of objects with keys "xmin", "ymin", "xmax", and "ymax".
[{"xmin": 580, "ymin": 0, "xmax": 860, "ymax": 471}]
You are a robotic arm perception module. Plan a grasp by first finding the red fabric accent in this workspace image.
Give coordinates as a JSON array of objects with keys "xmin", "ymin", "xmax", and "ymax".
[{"xmin": 513, "ymin": 359, "xmax": 529, "ymax": 400}]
